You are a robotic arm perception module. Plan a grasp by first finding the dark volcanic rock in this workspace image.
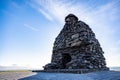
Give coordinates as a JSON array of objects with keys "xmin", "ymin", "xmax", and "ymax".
[{"xmin": 44, "ymin": 14, "xmax": 109, "ymax": 70}]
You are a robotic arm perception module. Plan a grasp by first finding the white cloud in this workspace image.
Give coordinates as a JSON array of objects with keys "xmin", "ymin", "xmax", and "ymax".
[
  {"xmin": 30, "ymin": 0, "xmax": 120, "ymax": 66},
  {"xmin": 24, "ymin": 24, "xmax": 39, "ymax": 31},
  {"xmin": 32, "ymin": 0, "xmax": 83, "ymax": 23},
  {"xmin": 38, "ymin": 9, "xmax": 53, "ymax": 21}
]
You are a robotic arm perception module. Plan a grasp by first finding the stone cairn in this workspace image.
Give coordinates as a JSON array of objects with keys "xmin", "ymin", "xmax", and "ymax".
[{"xmin": 43, "ymin": 14, "xmax": 109, "ymax": 73}]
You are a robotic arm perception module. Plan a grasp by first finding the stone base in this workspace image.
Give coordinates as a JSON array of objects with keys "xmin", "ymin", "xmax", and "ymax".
[{"xmin": 33, "ymin": 68, "xmax": 109, "ymax": 74}]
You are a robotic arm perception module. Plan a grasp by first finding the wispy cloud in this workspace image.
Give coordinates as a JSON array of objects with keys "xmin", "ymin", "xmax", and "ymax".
[
  {"xmin": 30, "ymin": 0, "xmax": 81, "ymax": 23},
  {"xmin": 24, "ymin": 24, "xmax": 39, "ymax": 31},
  {"xmin": 29, "ymin": 0, "xmax": 120, "ymax": 66},
  {"xmin": 31, "ymin": 0, "xmax": 120, "ymax": 24},
  {"xmin": 38, "ymin": 9, "xmax": 53, "ymax": 21}
]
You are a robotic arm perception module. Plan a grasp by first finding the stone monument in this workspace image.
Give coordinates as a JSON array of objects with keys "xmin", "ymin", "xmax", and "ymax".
[{"xmin": 43, "ymin": 14, "xmax": 109, "ymax": 73}]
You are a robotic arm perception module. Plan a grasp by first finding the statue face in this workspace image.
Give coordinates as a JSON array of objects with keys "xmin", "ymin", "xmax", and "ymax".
[{"xmin": 65, "ymin": 17, "xmax": 77, "ymax": 25}]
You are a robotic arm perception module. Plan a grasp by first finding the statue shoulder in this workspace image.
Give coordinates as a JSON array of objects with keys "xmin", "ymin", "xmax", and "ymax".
[
  {"xmin": 77, "ymin": 21, "xmax": 89, "ymax": 27},
  {"xmin": 76, "ymin": 21, "xmax": 94, "ymax": 34}
]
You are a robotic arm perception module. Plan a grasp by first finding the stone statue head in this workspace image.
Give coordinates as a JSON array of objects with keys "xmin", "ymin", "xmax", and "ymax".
[{"xmin": 65, "ymin": 14, "xmax": 78, "ymax": 25}]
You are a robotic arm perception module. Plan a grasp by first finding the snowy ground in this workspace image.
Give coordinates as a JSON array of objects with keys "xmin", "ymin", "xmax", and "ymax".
[
  {"xmin": 19, "ymin": 71, "xmax": 120, "ymax": 80},
  {"xmin": 0, "ymin": 71, "xmax": 120, "ymax": 80}
]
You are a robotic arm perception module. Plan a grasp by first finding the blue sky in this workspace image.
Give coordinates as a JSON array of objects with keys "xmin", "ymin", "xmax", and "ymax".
[{"xmin": 0, "ymin": 0, "xmax": 120, "ymax": 69}]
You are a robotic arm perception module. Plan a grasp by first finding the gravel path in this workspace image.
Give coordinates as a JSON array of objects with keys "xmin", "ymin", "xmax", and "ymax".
[{"xmin": 0, "ymin": 71, "xmax": 36, "ymax": 80}]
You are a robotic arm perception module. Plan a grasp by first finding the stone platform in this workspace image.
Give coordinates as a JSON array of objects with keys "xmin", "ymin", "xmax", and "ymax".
[{"xmin": 33, "ymin": 68, "xmax": 109, "ymax": 74}]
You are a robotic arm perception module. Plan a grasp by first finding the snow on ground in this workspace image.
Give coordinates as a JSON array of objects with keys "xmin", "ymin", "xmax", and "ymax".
[{"xmin": 19, "ymin": 71, "xmax": 120, "ymax": 80}]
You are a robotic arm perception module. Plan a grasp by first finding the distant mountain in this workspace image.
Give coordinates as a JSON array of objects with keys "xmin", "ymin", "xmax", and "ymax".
[
  {"xmin": 110, "ymin": 67, "xmax": 120, "ymax": 71},
  {"xmin": 0, "ymin": 65, "xmax": 30, "ymax": 71}
]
